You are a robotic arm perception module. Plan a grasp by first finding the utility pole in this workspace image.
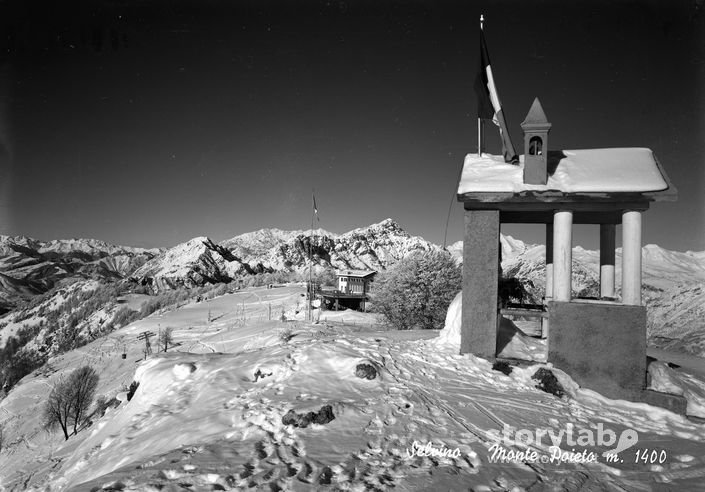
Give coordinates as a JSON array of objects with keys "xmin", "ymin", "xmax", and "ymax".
[
  {"xmin": 136, "ymin": 331, "xmax": 155, "ymax": 360},
  {"xmin": 308, "ymin": 191, "xmax": 315, "ymax": 322}
]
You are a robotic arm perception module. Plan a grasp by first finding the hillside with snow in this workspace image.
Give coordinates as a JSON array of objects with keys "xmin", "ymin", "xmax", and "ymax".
[
  {"xmin": 3, "ymin": 286, "xmax": 705, "ymax": 490},
  {"xmin": 1, "ymin": 222, "xmax": 705, "ymax": 489}
]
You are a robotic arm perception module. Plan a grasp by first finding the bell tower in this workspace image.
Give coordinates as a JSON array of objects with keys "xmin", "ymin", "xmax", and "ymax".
[{"xmin": 521, "ymin": 97, "xmax": 551, "ymax": 185}]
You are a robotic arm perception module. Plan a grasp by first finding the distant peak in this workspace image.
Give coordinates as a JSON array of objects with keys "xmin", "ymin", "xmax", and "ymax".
[
  {"xmin": 367, "ymin": 218, "xmax": 402, "ymax": 230},
  {"xmin": 178, "ymin": 236, "xmax": 210, "ymax": 247},
  {"xmin": 379, "ymin": 217, "xmax": 398, "ymax": 227},
  {"xmin": 343, "ymin": 218, "xmax": 406, "ymax": 237}
]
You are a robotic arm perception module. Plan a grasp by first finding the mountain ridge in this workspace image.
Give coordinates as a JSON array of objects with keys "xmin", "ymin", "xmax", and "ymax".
[
  {"xmin": 132, "ymin": 218, "xmax": 437, "ymax": 291},
  {"xmin": 2, "ymin": 220, "xmax": 705, "ymax": 354}
]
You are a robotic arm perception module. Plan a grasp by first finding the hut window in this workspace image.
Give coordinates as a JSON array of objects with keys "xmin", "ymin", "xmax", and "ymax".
[{"xmin": 529, "ymin": 136, "xmax": 543, "ymax": 155}]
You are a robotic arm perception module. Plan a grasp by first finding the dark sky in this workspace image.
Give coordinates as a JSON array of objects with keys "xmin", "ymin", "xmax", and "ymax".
[{"xmin": 1, "ymin": 0, "xmax": 703, "ymax": 251}]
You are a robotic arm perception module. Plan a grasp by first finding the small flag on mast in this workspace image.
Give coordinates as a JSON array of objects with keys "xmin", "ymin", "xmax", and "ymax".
[{"xmin": 474, "ymin": 27, "xmax": 519, "ymax": 164}]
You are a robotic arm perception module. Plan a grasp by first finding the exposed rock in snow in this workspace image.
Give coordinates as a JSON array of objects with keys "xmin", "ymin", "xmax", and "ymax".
[
  {"xmin": 531, "ymin": 367, "xmax": 566, "ymax": 398},
  {"xmin": 282, "ymin": 404, "xmax": 336, "ymax": 428},
  {"xmin": 354, "ymin": 363, "xmax": 377, "ymax": 380}
]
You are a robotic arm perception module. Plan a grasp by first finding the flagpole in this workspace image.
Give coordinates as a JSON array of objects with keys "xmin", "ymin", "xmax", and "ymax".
[
  {"xmin": 478, "ymin": 14, "xmax": 485, "ymax": 157},
  {"xmin": 478, "ymin": 117, "xmax": 483, "ymax": 157},
  {"xmin": 308, "ymin": 190, "xmax": 315, "ymax": 322}
]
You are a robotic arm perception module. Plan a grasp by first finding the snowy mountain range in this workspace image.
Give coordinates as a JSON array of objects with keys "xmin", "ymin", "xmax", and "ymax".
[
  {"xmin": 131, "ymin": 219, "xmax": 437, "ymax": 292},
  {"xmin": 0, "ymin": 235, "xmax": 160, "ymax": 315},
  {"xmin": 2, "ymin": 220, "xmax": 705, "ymax": 353}
]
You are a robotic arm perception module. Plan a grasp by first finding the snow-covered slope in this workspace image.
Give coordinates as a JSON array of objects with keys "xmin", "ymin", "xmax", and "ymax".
[{"xmin": 4, "ymin": 287, "xmax": 705, "ymax": 490}]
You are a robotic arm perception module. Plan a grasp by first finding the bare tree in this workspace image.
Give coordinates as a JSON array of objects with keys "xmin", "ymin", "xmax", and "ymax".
[
  {"xmin": 44, "ymin": 375, "xmax": 72, "ymax": 440},
  {"xmin": 159, "ymin": 327, "xmax": 174, "ymax": 352},
  {"xmin": 44, "ymin": 366, "xmax": 99, "ymax": 440},
  {"xmin": 70, "ymin": 366, "xmax": 99, "ymax": 435}
]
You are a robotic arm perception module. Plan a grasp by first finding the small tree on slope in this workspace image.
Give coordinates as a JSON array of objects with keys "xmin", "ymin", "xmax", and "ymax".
[
  {"xmin": 373, "ymin": 250, "xmax": 461, "ymax": 330},
  {"xmin": 44, "ymin": 365, "xmax": 99, "ymax": 440},
  {"xmin": 159, "ymin": 327, "xmax": 174, "ymax": 352}
]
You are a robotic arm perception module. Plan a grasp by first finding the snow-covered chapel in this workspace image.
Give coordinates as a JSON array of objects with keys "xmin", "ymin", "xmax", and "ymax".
[{"xmin": 457, "ymin": 97, "xmax": 681, "ymax": 407}]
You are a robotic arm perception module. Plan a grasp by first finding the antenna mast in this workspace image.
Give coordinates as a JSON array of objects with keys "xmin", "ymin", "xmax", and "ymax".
[{"xmin": 478, "ymin": 14, "xmax": 485, "ymax": 157}]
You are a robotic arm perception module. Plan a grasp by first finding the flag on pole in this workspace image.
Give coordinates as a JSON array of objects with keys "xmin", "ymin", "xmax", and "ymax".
[
  {"xmin": 474, "ymin": 29, "xmax": 519, "ymax": 164},
  {"xmin": 313, "ymin": 193, "xmax": 320, "ymax": 221}
]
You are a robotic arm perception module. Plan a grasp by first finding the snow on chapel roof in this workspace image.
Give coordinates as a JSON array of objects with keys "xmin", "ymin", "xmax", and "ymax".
[{"xmin": 457, "ymin": 148, "xmax": 670, "ymax": 196}]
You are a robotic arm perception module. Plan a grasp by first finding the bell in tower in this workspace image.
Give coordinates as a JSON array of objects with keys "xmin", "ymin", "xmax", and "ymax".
[{"xmin": 521, "ymin": 97, "xmax": 552, "ymax": 185}]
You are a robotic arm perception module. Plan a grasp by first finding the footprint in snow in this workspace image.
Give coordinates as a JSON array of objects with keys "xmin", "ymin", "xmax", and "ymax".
[
  {"xmin": 240, "ymin": 461, "xmax": 256, "ymax": 479},
  {"xmin": 291, "ymin": 443, "xmax": 305, "ymax": 458},
  {"xmin": 393, "ymin": 400, "xmax": 414, "ymax": 416},
  {"xmin": 318, "ymin": 466, "xmax": 333, "ymax": 485},
  {"xmin": 254, "ymin": 441, "xmax": 268, "ymax": 460},
  {"xmin": 296, "ymin": 461, "xmax": 314, "ymax": 483}
]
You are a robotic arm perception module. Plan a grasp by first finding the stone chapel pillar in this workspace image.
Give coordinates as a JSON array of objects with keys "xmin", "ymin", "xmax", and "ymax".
[
  {"xmin": 461, "ymin": 209, "xmax": 500, "ymax": 357},
  {"xmin": 600, "ymin": 224, "xmax": 616, "ymax": 298},
  {"xmin": 545, "ymin": 223, "xmax": 553, "ymax": 299},
  {"xmin": 622, "ymin": 211, "xmax": 642, "ymax": 306},
  {"xmin": 553, "ymin": 210, "xmax": 573, "ymax": 302}
]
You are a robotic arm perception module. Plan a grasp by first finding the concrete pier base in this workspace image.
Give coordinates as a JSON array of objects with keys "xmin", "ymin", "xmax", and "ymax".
[{"xmin": 547, "ymin": 301, "xmax": 646, "ymax": 400}]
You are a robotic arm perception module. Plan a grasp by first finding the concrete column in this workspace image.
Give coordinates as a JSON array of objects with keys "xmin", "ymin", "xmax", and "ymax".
[
  {"xmin": 545, "ymin": 223, "xmax": 554, "ymax": 300},
  {"xmin": 462, "ymin": 210, "xmax": 500, "ymax": 358},
  {"xmin": 552, "ymin": 210, "xmax": 573, "ymax": 302},
  {"xmin": 622, "ymin": 211, "xmax": 642, "ymax": 305},
  {"xmin": 600, "ymin": 224, "xmax": 616, "ymax": 298}
]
